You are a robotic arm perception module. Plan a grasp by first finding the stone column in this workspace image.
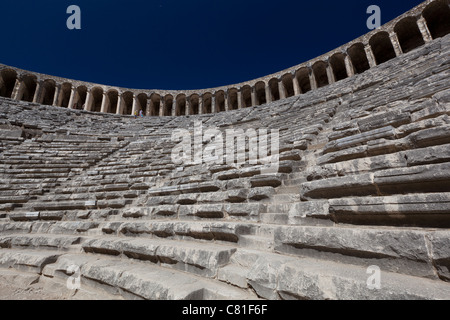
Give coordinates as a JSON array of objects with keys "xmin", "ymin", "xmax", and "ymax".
[
  {"xmin": 68, "ymin": 87, "xmax": 77, "ymax": 109},
  {"xmin": 198, "ymin": 97, "xmax": 203, "ymax": 115},
  {"xmin": 84, "ymin": 89, "xmax": 92, "ymax": 111},
  {"xmin": 309, "ymin": 69, "xmax": 318, "ymax": 90},
  {"xmin": 100, "ymin": 92, "xmax": 109, "ymax": 113},
  {"xmin": 172, "ymin": 98, "xmax": 177, "ymax": 116},
  {"xmin": 265, "ymin": 84, "xmax": 272, "ymax": 102},
  {"xmin": 54, "ymin": 85, "xmax": 63, "ymax": 107},
  {"xmin": 365, "ymin": 45, "xmax": 377, "ymax": 67},
  {"xmin": 185, "ymin": 98, "xmax": 190, "ymax": 116},
  {"xmin": 292, "ymin": 76, "xmax": 301, "ymax": 95},
  {"xmin": 326, "ymin": 64, "xmax": 336, "ymax": 85},
  {"xmin": 131, "ymin": 94, "xmax": 139, "ymax": 116},
  {"xmin": 344, "ymin": 55, "xmax": 355, "ymax": 77},
  {"xmin": 224, "ymin": 93, "xmax": 229, "ymax": 111},
  {"xmin": 237, "ymin": 90, "xmax": 242, "ymax": 109},
  {"xmin": 417, "ymin": 16, "xmax": 433, "ymax": 43},
  {"xmin": 251, "ymin": 87, "xmax": 256, "ymax": 106},
  {"xmin": 12, "ymin": 79, "xmax": 23, "ymax": 100},
  {"xmin": 146, "ymin": 98, "xmax": 151, "ymax": 116},
  {"xmin": 116, "ymin": 94, "xmax": 123, "ymax": 115},
  {"xmin": 278, "ymin": 81, "xmax": 286, "ymax": 99},
  {"xmin": 211, "ymin": 95, "xmax": 216, "ymax": 113},
  {"xmin": 389, "ymin": 32, "xmax": 403, "ymax": 56},
  {"xmin": 159, "ymin": 97, "xmax": 164, "ymax": 117},
  {"xmin": 32, "ymin": 81, "xmax": 42, "ymax": 103}
]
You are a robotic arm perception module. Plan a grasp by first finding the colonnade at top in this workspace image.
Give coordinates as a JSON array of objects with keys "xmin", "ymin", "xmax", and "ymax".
[{"xmin": 1, "ymin": 0, "xmax": 449, "ymax": 117}]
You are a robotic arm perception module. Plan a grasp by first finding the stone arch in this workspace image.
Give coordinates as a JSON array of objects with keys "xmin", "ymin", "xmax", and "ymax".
[
  {"xmin": 255, "ymin": 81, "xmax": 267, "ymax": 105},
  {"xmin": 18, "ymin": 74, "xmax": 37, "ymax": 102},
  {"xmin": 295, "ymin": 68, "xmax": 311, "ymax": 94},
  {"xmin": 90, "ymin": 87, "xmax": 104, "ymax": 113},
  {"xmin": 0, "ymin": 68, "xmax": 17, "ymax": 98},
  {"xmin": 281, "ymin": 74, "xmax": 295, "ymax": 98},
  {"xmin": 394, "ymin": 17, "xmax": 425, "ymax": 53},
  {"xmin": 149, "ymin": 93, "xmax": 161, "ymax": 116},
  {"xmin": 189, "ymin": 94, "xmax": 200, "ymax": 115},
  {"xmin": 163, "ymin": 94, "xmax": 173, "ymax": 116},
  {"xmin": 105, "ymin": 90, "xmax": 119, "ymax": 114},
  {"xmin": 227, "ymin": 89, "xmax": 239, "ymax": 110},
  {"xmin": 176, "ymin": 94, "xmax": 186, "ymax": 116},
  {"xmin": 241, "ymin": 85, "xmax": 252, "ymax": 108},
  {"xmin": 369, "ymin": 31, "xmax": 397, "ymax": 65},
  {"xmin": 347, "ymin": 43, "xmax": 370, "ymax": 74},
  {"xmin": 329, "ymin": 53, "xmax": 348, "ymax": 82},
  {"xmin": 59, "ymin": 82, "xmax": 72, "ymax": 108},
  {"xmin": 122, "ymin": 91, "xmax": 134, "ymax": 115},
  {"xmin": 202, "ymin": 92, "xmax": 213, "ymax": 114},
  {"xmin": 136, "ymin": 93, "xmax": 148, "ymax": 116},
  {"xmin": 215, "ymin": 91, "xmax": 226, "ymax": 112},
  {"xmin": 423, "ymin": 0, "xmax": 450, "ymax": 39},
  {"xmin": 74, "ymin": 86, "xmax": 87, "ymax": 110},
  {"xmin": 268, "ymin": 79, "xmax": 280, "ymax": 101},
  {"xmin": 41, "ymin": 79, "xmax": 56, "ymax": 106},
  {"xmin": 312, "ymin": 61, "xmax": 329, "ymax": 88}
]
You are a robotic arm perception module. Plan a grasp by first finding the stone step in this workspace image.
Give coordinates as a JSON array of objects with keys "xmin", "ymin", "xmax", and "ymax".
[
  {"xmin": 273, "ymin": 224, "xmax": 450, "ymax": 279},
  {"xmin": 238, "ymin": 235, "xmax": 273, "ymax": 250},
  {"xmin": 231, "ymin": 249, "xmax": 450, "ymax": 300},
  {"xmin": 82, "ymin": 236, "xmax": 237, "ymax": 278},
  {"xmin": 260, "ymin": 212, "xmax": 289, "ymax": 225},
  {"xmin": 0, "ymin": 234, "xmax": 82, "ymax": 251},
  {"xmin": 300, "ymin": 162, "xmax": 450, "ymax": 200},
  {"xmin": 327, "ymin": 192, "xmax": 450, "ymax": 227},
  {"xmin": 41, "ymin": 253, "xmax": 256, "ymax": 300}
]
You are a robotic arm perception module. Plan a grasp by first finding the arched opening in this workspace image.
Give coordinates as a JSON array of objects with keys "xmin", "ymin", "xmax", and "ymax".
[
  {"xmin": 41, "ymin": 80, "xmax": 56, "ymax": 106},
  {"xmin": 136, "ymin": 93, "xmax": 148, "ymax": 116},
  {"xmin": 369, "ymin": 32, "xmax": 397, "ymax": 65},
  {"xmin": 149, "ymin": 93, "xmax": 161, "ymax": 116},
  {"xmin": 59, "ymin": 83, "xmax": 72, "ymax": 108},
  {"xmin": 394, "ymin": 17, "xmax": 425, "ymax": 53},
  {"xmin": 20, "ymin": 74, "xmax": 37, "ymax": 102},
  {"xmin": 90, "ymin": 87, "xmax": 103, "ymax": 113},
  {"xmin": 163, "ymin": 95, "xmax": 173, "ymax": 116},
  {"xmin": 255, "ymin": 81, "xmax": 267, "ymax": 105},
  {"xmin": 268, "ymin": 79, "xmax": 280, "ymax": 101},
  {"xmin": 228, "ymin": 89, "xmax": 238, "ymax": 110},
  {"xmin": 347, "ymin": 43, "xmax": 370, "ymax": 74},
  {"xmin": 281, "ymin": 74, "xmax": 295, "ymax": 98},
  {"xmin": 312, "ymin": 61, "xmax": 329, "ymax": 88},
  {"xmin": 0, "ymin": 69, "xmax": 17, "ymax": 98},
  {"xmin": 216, "ymin": 91, "xmax": 226, "ymax": 112},
  {"xmin": 329, "ymin": 53, "xmax": 348, "ymax": 82},
  {"xmin": 189, "ymin": 94, "xmax": 200, "ymax": 115},
  {"xmin": 423, "ymin": 0, "xmax": 450, "ymax": 39},
  {"xmin": 74, "ymin": 86, "xmax": 87, "ymax": 110},
  {"xmin": 105, "ymin": 90, "xmax": 119, "ymax": 114},
  {"xmin": 202, "ymin": 93, "xmax": 212, "ymax": 114},
  {"xmin": 122, "ymin": 91, "xmax": 134, "ymax": 115},
  {"xmin": 295, "ymin": 68, "xmax": 311, "ymax": 94},
  {"xmin": 176, "ymin": 94, "xmax": 186, "ymax": 116},
  {"xmin": 241, "ymin": 86, "xmax": 252, "ymax": 108}
]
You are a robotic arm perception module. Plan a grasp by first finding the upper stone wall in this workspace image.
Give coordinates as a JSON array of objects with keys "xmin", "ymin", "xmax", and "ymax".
[{"xmin": 0, "ymin": 0, "xmax": 449, "ymax": 118}]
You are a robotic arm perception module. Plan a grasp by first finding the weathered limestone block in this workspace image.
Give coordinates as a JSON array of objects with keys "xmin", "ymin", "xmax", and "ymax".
[
  {"xmin": 427, "ymin": 231, "xmax": 450, "ymax": 281},
  {"xmin": 357, "ymin": 110, "xmax": 411, "ymax": 132},
  {"xmin": 0, "ymin": 249, "xmax": 61, "ymax": 273},
  {"xmin": 250, "ymin": 174, "xmax": 282, "ymax": 188},
  {"xmin": 300, "ymin": 173, "xmax": 376, "ymax": 200},
  {"xmin": 324, "ymin": 126, "xmax": 397, "ymax": 154},
  {"xmin": 409, "ymin": 125, "xmax": 450, "ymax": 148}
]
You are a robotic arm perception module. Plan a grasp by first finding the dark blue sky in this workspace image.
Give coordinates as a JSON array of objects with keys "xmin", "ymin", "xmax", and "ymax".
[{"xmin": 0, "ymin": 0, "xmax": 424, "ymax": 90}]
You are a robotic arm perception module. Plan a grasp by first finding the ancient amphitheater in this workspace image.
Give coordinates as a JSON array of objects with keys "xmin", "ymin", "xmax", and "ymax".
[{"xmin": 0, "ymin": 0, "xmax": 449, "ymax": 300}]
